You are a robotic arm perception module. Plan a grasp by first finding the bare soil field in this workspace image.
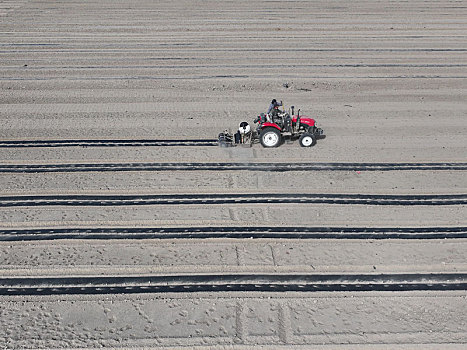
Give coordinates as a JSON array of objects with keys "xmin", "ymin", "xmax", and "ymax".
[{"xmin": 0, "ymin": 0, "xmax": 466, "ymax": 348}]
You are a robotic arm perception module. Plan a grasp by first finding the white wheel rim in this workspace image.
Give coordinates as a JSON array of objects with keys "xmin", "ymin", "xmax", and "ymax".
[
  {"xmin": 263, "ymin": 132, "xmax": 279, "ymax": 147},
  {"xmin": 301, "ymin": 136, "xmax": 313, "ymax": 147}
]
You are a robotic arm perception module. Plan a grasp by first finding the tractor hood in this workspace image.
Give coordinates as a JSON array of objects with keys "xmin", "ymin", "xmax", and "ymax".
[{"xmin": 292, "ymin": 116, "xmax": 315, "ymax": 126}]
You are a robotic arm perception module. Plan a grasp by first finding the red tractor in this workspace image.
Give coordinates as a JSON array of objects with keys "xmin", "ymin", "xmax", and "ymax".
[{"xmin": 218, "ymin": 105, "xmax": 324, "ymax": 148}]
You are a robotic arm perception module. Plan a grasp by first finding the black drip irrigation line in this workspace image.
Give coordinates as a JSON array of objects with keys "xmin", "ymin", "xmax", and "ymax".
[
  {"xmin": 0, "ymin": 162, "xmax": 466, "ymax": 173},
  {"xmin": 0, "ymin": 193, "xmax": 465, "ymax": 207},
  {"xmin": 1, "ymin": 273, "xmax": 465, "ymax": 296},
  {"xmin": 1, "ymin": 226, "xmax": 466, "ymax": 241},
  {"xmin": 0, "ymin": 139, "xmax": 218, "ymax": 148}
]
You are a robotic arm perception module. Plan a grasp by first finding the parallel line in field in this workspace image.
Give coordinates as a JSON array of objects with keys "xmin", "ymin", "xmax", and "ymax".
[
  {"xmin": 0, "ymin": 139, "xmax": 218, "ymax": 148},
  {"xmin": 3, "ymin": 64, "xmax": 467, "ymax": 69},
  {"xmin": 2, "ymin": 48, "xmax": 467, "ymax": 52},
  {"xmin": 1, "ymin": 226, "xmax": 466, "ymax": 241},
  {"xmin": 1, "ymin": 162, "xmax": 466, "ymax": 172},
  {"xmin": 0, "ymin": 193, "xmax": 465, "ymax": 207},
  {"xmin": 2, "ymin": 75, "xmax": 466, "ymax": 81},
  {"xmin": 1, "ymin": 273, "xmax": 465, "ymax": 296}
]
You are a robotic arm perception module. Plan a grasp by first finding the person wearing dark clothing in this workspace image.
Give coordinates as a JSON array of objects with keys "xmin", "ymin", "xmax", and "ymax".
[{"xmin": 267, "ymin": 99, "xmax": 282, "ymax": 116}]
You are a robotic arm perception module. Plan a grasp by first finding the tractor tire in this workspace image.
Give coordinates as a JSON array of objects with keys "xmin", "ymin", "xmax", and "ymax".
[
  {"xmin": 260, "ymin": 127, "xmax": 282, "ymax": 148},
  {"xmin": 299, "ymin": 132, "xmax": 316, "ymax": 147}
]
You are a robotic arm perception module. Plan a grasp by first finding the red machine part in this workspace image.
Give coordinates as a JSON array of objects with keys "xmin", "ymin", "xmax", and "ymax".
[
  {"xmin": 292, "ymin": 116, "xmax": 315, "ymax": 127},
  {"xmin": 260, "ymin": 117, "xmax": 316, "ymax": 130},
  {"xmin": 260, "ymin": 122, "xmax": 281, "ymax": 131}
]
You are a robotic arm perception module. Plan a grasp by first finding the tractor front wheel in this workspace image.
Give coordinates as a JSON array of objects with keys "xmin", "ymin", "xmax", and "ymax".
[
  {"xmin": 299, "ymin": 132, "xmax": 316, "ymax": 147},
  {"xmin": 260, "ymin": 127, "xmax": 282, "ymax": 148}
]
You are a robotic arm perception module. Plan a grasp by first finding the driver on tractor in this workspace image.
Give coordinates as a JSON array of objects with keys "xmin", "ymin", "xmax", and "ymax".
[{"xmin": 267, "ymin": 99, "xmax": 282, "ymax": 118}]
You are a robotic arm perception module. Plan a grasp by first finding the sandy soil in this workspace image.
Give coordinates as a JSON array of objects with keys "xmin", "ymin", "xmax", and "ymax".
[
  {"xmin": 0, "ymin": 0, "xmax": 466, "ymax": 348},
  {"xmin": 1, "ymin": 239, "xmax": 466, "ymax": 275}
]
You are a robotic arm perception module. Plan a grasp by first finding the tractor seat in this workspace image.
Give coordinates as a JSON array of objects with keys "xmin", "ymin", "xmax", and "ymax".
[{"xmin": 272, "ymin": 115, "xmax": 284, "ymax": 127}]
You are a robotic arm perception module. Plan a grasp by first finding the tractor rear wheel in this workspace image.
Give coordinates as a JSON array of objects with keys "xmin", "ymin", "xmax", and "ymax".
[
  {"xmin": 260, "ymin": 127, "xmax": 282, "ymax": 148},
  {"xmin": 299, "ymin": 132, "xmax": 316, "ymax": 147}
]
